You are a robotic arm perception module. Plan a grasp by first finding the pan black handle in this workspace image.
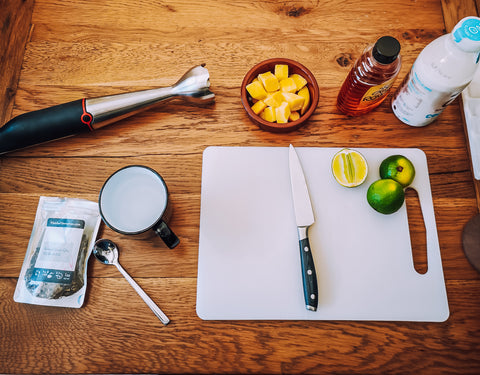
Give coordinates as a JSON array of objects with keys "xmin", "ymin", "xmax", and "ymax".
[{"xmin": 0, "ymin": 99, "xmax": 93, "ymax": 154}]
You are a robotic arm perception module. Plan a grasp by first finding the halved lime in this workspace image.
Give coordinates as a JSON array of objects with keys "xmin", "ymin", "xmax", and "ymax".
[
  {"xmin": 367, "ymin": 179, "xmax": 405, "ymax": 214},
  {"xmin": 331, "ymin": 149, "xmax": 368, "ymax": 187}
]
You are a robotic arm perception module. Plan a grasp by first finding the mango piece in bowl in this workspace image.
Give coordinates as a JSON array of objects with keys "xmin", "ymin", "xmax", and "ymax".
[
  {"xmin": 297, "ymin": 86, "xmax": 310, "ymax": 115},
  {"xmin": 274, "ymin": 64, "xmax": 289, "ymax": 81},
  {"xmin": 260, "ymin": 106, "xmax": 276, "ymax": 122},
  {"xmin": 290, "ymin": 73, "xmax": 308, "ymax": 91},
  {"xmin": 264, "ymin": 91, "xmax": 285, "ymax": 108},
  {"xmin": 246, "ymin": 80, "xmax": 267, "ymax": 100},
  {"xmin": 281, "ymin": 92, "xmax": 304, "ymax": 112},
  {"xmin": 251, "ymin": 100, "xmax": 267, "ymax": 115},
  {"xmin": 279, "ymin": 77, "xmax": 297, "ymax": 93},
  {"xmin": 275, "ymin": 102, "xmax": 291, "ymax": 123},
  {"xmin": 289, "ymin": 111, "xmax": 300, "ymax": 121},
  {"xmin": 258, "ymin": 71, "xmax": 280, "ymax": 92}
]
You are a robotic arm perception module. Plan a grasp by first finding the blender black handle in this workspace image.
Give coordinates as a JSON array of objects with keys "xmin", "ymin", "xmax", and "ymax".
[{"xmin": 0, "ymin": 99, "xmax": 92, "ymax": 154}]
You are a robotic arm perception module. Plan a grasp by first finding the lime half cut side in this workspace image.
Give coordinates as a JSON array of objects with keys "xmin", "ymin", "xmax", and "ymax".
[{"xmin": 331, "ymin": 148, "xmax": 368, "ymax": 188}]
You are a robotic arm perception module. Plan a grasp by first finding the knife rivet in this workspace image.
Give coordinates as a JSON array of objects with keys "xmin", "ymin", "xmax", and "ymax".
[
  {"xmin": 307, "ymin": 269, "xmax": 312, "ymax": 275},
  {"xmin": 304, "ymin": 246, "xmax": 309, "ymax": 252},
  {"xmin": 310, "ymin": 294, "xmax": 316, "ymax": 300}
]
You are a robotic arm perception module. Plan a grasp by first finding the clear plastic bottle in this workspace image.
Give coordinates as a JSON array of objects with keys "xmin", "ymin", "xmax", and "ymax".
[
  {"xmin": 337, "ymin": 36, "xmax": 402, "ymax": 116},
  {"xmin": 392, "ymin": 16, "xmax": 480, "ymax": 127}
]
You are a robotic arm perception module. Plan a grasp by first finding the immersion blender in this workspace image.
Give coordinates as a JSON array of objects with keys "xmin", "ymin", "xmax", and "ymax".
[{"xmin": 0, "ymin": 64, "xmax": 215, "ymax": 154}]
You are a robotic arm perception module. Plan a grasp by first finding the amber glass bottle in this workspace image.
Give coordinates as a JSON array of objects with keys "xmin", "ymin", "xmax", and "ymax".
[{"xmin": 336, "ymin": 36, "xmax": 401, "ymax": 116}]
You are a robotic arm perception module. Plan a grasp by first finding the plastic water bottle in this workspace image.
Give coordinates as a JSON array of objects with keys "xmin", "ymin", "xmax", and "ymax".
[
  {"xmin": 392, "ymin": 16, "xmax": 480, "ymax": 127},
  {"xmin": 336, "ymin": 36, "xmax": 402, "ymax": 116}
]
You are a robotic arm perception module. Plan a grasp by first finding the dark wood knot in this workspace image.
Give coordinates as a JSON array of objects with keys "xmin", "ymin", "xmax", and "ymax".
[{"xmin": 335, "ymin": 53, "xmax": 353, "ymax": 67}]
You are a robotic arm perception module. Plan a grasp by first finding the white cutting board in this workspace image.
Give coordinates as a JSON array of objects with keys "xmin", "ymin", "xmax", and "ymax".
[{"xmin": 196, "ymin": 146, "xmax": 449, "ymax": 322}]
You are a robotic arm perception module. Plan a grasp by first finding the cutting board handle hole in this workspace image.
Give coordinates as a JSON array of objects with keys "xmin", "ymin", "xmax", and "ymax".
[{"xmin": 405, "ymin": 188, "xmax": 428, "ymax": 275}]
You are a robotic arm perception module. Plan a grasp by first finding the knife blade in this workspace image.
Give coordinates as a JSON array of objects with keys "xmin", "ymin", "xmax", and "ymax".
[{"xmin": 288, "ymin": 144, "xmax": 318, "ymax": 311}]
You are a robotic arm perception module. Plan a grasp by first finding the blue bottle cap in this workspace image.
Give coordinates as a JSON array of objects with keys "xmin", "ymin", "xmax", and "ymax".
[{"xmin": 452, "ymin": 16, "xmax": 480, "ymax": 52}]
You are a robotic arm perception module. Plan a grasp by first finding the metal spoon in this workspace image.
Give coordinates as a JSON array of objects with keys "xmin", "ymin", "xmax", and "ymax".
[{"xmin": 93, "ymin": 239, "xmax": 170, "ymax": 325}]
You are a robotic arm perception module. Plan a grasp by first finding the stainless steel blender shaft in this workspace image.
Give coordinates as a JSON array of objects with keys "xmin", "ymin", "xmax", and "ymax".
[{"xmin": 86, "ymin": 64, "xmax": 215, "ymax": 129}]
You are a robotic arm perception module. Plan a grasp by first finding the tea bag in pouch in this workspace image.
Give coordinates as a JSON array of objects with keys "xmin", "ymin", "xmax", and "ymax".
[{"xmin": 14, "ymin": 197, "xmax": 101, "ymax": 308}]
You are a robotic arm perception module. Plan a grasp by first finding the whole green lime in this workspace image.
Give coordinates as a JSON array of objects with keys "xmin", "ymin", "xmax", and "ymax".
[
  {"xmin": 367, "ymin": 179, "xmax": 405, "ymax": 214},
  {"xmin": 379, "ymin": 155, "xmax": 415, "ymax": 187}
]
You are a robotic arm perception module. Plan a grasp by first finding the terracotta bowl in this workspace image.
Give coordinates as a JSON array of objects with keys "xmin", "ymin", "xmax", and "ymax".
[{"xmin": 240, "ymin": 58, "xmax": 319, "ymax": 133}]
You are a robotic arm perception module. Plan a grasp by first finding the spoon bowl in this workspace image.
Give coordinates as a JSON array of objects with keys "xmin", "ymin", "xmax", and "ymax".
[
  {"xmin": 93, "ymin": 239, "xmax": 170, "ymax": 325},
  {"xmin": 93, "ymin": 238, "xmax": 118, "ymax": 265}
]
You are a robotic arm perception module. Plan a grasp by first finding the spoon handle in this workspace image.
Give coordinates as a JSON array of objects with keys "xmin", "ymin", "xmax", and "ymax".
[{"xmin": 115, "ymin": 263, "xmax": 170, "ymax": 325}]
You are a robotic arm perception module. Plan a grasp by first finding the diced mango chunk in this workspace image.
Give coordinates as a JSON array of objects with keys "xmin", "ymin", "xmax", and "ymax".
[
  {"xmin": 260, "ymin": 106, "xmax": 276, "ymax": 122},
  {"xmin": 289, "ymin": 111, "xmax": 300, "ymax": 121},
  {"xmin": 279, "ymin": 77, "xmax": 297, "ymax": 93},
  {"xmin": 275, "ymin": 102, "xmax": 291, "ymax": 123},
  {"xmin": 282, "ymin": 92, "xmax": 305, "ymax": 112},
  {"xmin": 274, "ymin": 64, "xmax": 289, "ymax": 81},
  {"xmin": 258, "ymin": 71, "xmax": 280, "ymax": 92},
  {"xmin": 264, "ymin": 91, "xmax": 285, "ymax": 108},
  {"xmin": 290, "ymin": 73, "xmax": 308, "ymax": 91},
  {"xmin": 297, "ymin": 86, "xmax": 310, "ymax": 115},
  {"xmin": 246, "ymin": 80, "xmax": 267, "ymax": 100},
  {"xmin": 251, "ymin": 100, "xmax": 267, "ymax": 115}
]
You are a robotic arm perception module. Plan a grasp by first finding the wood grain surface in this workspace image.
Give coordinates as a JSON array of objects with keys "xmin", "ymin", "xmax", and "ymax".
[
  {"xmin": 1, "ymin": 0, "xmax": 479, "ymax": 374},
  {"xmin": 0, "ymin": 0, "xmax": 34, "ymax": 125}
]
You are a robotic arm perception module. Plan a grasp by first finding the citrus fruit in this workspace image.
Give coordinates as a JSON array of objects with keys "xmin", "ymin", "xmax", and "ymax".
[
  {"xmin": 331, "ymin": 149, "xmax": 368, "ymax": 187},
  {"xmin": 379, "ymin": 155, "xmax": 415, "ymax": 187},
  {"xmin": 367, "ymin": 179, "xmax": 405, "ymax": 214}
]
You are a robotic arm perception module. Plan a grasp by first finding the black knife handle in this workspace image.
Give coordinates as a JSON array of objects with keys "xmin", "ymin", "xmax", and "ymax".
[
  {"xmin": 0, "ymin": 98, "xmax": 93, "ymax": 154},
  {"xmin": 298, "ymin": 234, "xmax": 318, "ymax": 311}
]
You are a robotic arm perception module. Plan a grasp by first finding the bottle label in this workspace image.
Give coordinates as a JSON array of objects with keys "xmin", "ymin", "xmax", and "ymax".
[
  {"xmin": 359, "ymin": 78, "xmax": 396, "ymax": 107},
  {"xmin": 392, "ymin": 64, "xmax": 467, "ymax": 126}
]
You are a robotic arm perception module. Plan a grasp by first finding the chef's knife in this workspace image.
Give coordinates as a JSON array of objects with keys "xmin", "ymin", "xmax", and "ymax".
[{"xmin": 288, "ymin": 144, "xmax": 318, "ymax": 311}]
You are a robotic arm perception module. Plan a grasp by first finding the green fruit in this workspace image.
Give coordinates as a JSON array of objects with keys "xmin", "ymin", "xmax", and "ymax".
[
  {"xmin": 379, "ymin": 155, "xmax": 415, "ymax": 187},
  {"xmin": 367, "ymin": 179, "xmax": 405, "ymax": 214}
]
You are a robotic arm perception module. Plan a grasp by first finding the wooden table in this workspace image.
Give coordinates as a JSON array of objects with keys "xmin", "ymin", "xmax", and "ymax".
[{"xmin": 1, "ymin": 0, "xmax": 479, "ymax": 373}]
